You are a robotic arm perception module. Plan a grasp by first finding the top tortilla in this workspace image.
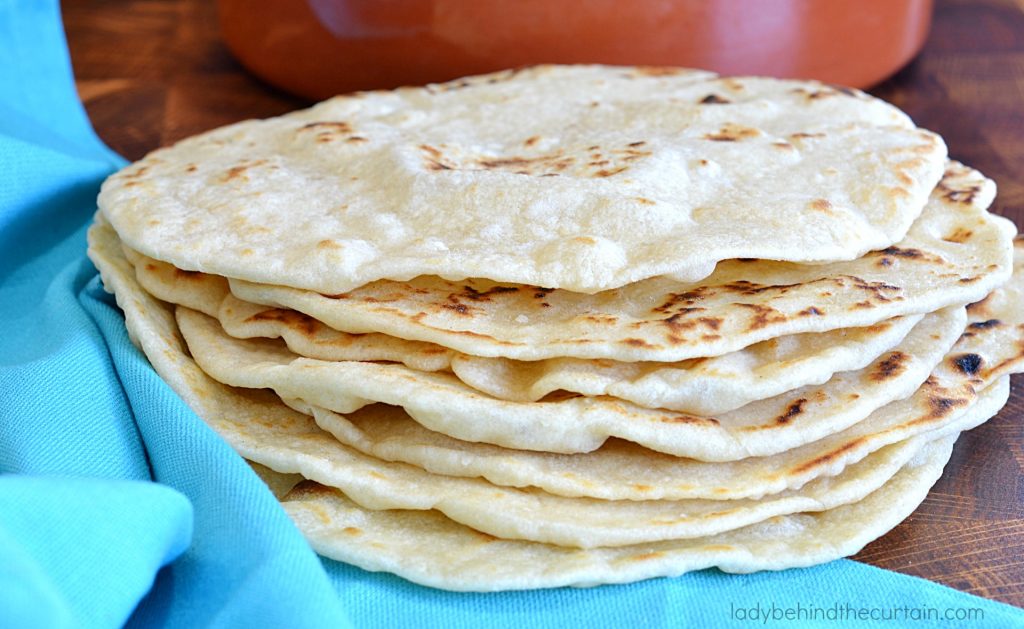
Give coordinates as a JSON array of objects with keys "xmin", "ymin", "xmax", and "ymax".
[{"xmin": 99, "ymin": 65, "xmax": 945, "ymax": 294}]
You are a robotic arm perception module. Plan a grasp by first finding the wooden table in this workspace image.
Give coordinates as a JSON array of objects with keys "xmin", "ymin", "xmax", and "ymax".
[{"xmin": 65, "ymin": 0, "xmax": 1024, "ymax": 607}]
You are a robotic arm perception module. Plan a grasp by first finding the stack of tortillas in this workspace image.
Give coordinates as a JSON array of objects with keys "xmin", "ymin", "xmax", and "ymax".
[{"xmin": 87, "ymin": 65, "xmax": 1024, "ymax": 591}]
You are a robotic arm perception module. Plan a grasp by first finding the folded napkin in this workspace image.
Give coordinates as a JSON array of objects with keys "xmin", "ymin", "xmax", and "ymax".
[{"xmin": 1, "ymin": 2, "xmax": 1021, "ymax": 627}]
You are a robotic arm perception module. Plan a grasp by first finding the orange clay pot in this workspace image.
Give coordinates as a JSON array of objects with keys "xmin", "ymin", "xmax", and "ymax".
[{"xmin": 219, "ymin": 0, "xmax": 933, "ymax": 100}]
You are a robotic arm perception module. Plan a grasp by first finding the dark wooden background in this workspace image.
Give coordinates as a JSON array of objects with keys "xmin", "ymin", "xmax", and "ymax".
[{"xmin": 64, "ymin": 0, "xmax": 1024, "ymax": 607}]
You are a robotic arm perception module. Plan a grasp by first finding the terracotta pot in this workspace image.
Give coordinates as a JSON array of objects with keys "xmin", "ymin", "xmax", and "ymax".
[{"xmin": 219, "ymin": 0, "xmax": 933, "ymax": 100}]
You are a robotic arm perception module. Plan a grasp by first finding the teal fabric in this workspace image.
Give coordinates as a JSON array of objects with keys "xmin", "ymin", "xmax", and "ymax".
[{"xmin": 1, "ymin": 1, "xmax": 1022, "ymax": 627}]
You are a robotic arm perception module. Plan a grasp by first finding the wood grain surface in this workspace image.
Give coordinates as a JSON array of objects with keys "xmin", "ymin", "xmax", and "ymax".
[{"xmin": 64, "ymin": 0, "xmax": 1024, "ymax": 607}]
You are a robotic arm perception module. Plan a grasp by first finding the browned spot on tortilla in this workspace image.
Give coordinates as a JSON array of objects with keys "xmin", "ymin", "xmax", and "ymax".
[
  {"xmin": 790, "ymin": 132, "xmax": 825, "ymax": 140},
  {"xmin": 316, "ymin": 239, "xmax": 342, "ymax": 250},
  {"xmin": 896, "ymin": 171, "xmax": 915, "ymax": 186},
  {"xmin": 853, "ymin": 300, "xmax": 876, "ymax": 309},
  {"xmin": 633, "ymin": 66, "xmax": 685, "ymax": 77},
  {"xmin": 479, "ymin": 155, "xmax": 571, "ymax": 171},
  {"xmin": 423, "ymin": 158, "xmax": 452, "ymax": 171},
  {"xmin": 122, "ymin": 165, "xmax": 149, "ymax": 179},
  {"xmin": 631, "ymin": 484, "xmax": 653, "ymax": 492},
  {"xmin": 798, "ymin": 306, "xmax": 824, "ymax": 316},
  {"xmin": 144, "ymin": 263, "xmax": 157, "ymax": 272},
  {"xmin": 457, "ymin": 285, "xmax": 519, "ymax": 302},
  {"xmin": 881, "ymin": 246, "xmax": 923, "ymax": 259},
  {"xmin": 875, "ymin": 246, "xmax": 944, "ymax": 265},
  {"xmin": 635, "ymin": 197, "xmax": 656, "ymax": 205},
  {"xmin": 659, "ymin": 414, "xmax": 719, "ymax": 426},
  {"xmin": 346, "ymin": 135, "xmax": 367, "ymax": 143},
  {"xmin": 301, "ymin": 121, "xmax": 353, "ymax": 133},
  {"xmin": 343, "ymin": 527, "xmax": 362, "ymax": 536},
  {"xmin": 877, "ymin": 257, "xmax": 893, "ymax": 268},
  {"xmin": 660, "ymin": 314, "xmax": 723, "ymax": 341},
  {"xmin": 419, "ymin": 144, "xmax": 442, "ymax": 158},
  {"xmin": 627, "ymin": 141, "xmax": 647, "ymax": 147},
  {"xmin": 523, "ymin": 135, "xmax": 540, "ymax": 147},
  {"xmin": 441, "ymin": 303, "xmax": 473, "ymax": 316},
  {"xmin": 418, "ymin": 144, "xmax": 454, "ymax": 171},
  {"xmin": 937, "ymin": 180, "xmax": 982, "ymax": 205},
  {"xmin": 951, "ymin": 353, "xmax": 983, "ymax": 375},
  {"xmin": 927, "ymin": 395, "xmax": 968, "ymax": 419},
  {"xmin": 737, "ymin": 303, "xmax": 788, "ymax": 330},
  {"xmin": 774, "ymin": 399, "xmax": 807, "ymax": 424},
  {"xmin": 700, "ymin": 94, "xmax": 730, "ymax": 104},
  {"xmin": 220, "ymin": 161, "xmax": 264, "ymax": 183},
  {"xmin": 809, "ymin": 198, "xmax": 832, "ymax": 212},
  {"xmin": 247, "ymin": 309, "xmax": 321, "ymax": 336},
  {"xmin": 870, "ymin": 351, "xmax": 909, "ymax": 382},
  {"xmin": 368, "ymin": 471, "xmax": 386, "ymax": 480},
  {"xmin": 727, "ymin": 280, "xmax": 804, "ymax": 296},
  {"xmin": 788, "ymin": 437, "xmax": 868, "ymax": 475},
  {"xmin": 595, "ymin": 166, "xmax": 628, "ymax": 177},
  {"xmin": 967, "ymin": 293, "xmax": 995, "ymax": 316},
  {"xmin": 705, "ymin": 123, "xmax": 761, "ymax": 142},
  {"xmin": 968, "ymin": 319, "xmax": 1002, "ymax": 330},
  {"xmin": 623, "ymin": 338, "xmax": 655, "ymax": 348},
  {"xmin": 185, "ymin": 164, "xmax": 198, "ymax": 173}
]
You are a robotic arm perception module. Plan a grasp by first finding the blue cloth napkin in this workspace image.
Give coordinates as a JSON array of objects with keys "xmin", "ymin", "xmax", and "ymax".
[{"xmin": 1, "ymin": 2, "xmax": 1022, "ymax": 627}]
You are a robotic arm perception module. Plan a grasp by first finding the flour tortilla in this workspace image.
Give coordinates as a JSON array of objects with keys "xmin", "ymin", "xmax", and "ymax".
[
  {"xmin": 281, "ymin": 435, "xmax": 956, "ymax": 591},
  {"xmin": 85, "ymin": 205, "xmax": 1017, "ymax": 591},
  {"xmin": 128, "ymin": 250, "xmax": 926, "ymax": 414},
  {"xmin": 122, "ymin": 252, "xmax": 457, "ymax": 373},
  {"xmin": 194, "ymin": 381, "xmax": 1008, "ymax": 549},
  {"xmin": 445, "ymin": 315, "xmax": 922, "ymax": 414},
  {"xmin": 300, "ymin": 239, "xmax": 1024, "ymax": 494},
  {"xmin": 98, "ymin": 65, "xmax": 946, "ymax": 294},
  {"xmin": 195, "ymin": 237, "xmax": 1024, "ymax": 486},
  {"xmin": 90, "ymin": 218, "xmax": 999, "ymax": 553},
  {"xmin": 85, "ymin": 217, "xmax": 1007, "ymax": 551},
  {"xmin": 177, "ymin": 305, "xmax": 966, "ymax": 460},
  {"xmin": 310, "ymin": 373, "xmax": 1009, "ymax": 502},
  {"xmin": 225, "ymin": 162, "xmax": 1013, "ymax": 361}
]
